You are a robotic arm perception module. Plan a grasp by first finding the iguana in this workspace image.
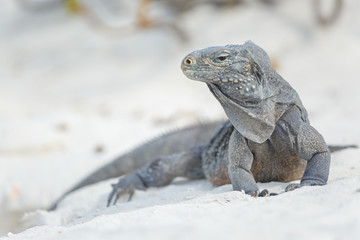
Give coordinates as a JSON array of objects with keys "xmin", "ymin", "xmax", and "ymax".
[{"xmin": 49, "ymin": 41, "xmax": 356, "ymax": 210}]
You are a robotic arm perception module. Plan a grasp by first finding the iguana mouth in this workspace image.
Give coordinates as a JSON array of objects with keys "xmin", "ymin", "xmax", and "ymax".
[{"xmin": 181, "ymin": 68, "xmax": 213, "ymax": 83}]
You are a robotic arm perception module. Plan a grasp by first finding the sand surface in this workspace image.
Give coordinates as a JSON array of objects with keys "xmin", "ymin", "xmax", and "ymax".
[{"xmin": 1, "ymin": 0, "xmax": 360, "ymax": 239}]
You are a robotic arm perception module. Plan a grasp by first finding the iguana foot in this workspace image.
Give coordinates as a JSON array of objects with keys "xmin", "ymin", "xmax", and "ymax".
[
  {"xmin": 285, "ymin": 180, "xmax": 325, "ymax": 192},
  {"xmin": 285, "ymin": 183, "xmax": 300, "ymax": 192},
  {"xmin": 107, "ymin": 173, "xmax": 147, "ymax": 207}
]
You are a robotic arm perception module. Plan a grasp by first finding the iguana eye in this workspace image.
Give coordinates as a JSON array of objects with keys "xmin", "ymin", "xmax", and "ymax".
[
  {"xmin": 184, "ymin": 56, "xmax": 196, "ymax": 66},
  {"xmin": 216, "ymin": 52, "xmax": 230, "ymax": 62}
]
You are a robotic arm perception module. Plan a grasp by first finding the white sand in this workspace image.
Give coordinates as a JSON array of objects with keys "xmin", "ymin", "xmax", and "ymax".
[{"xmin": 1, "ymin": 0, "xmax": 360, "ymax": 239}]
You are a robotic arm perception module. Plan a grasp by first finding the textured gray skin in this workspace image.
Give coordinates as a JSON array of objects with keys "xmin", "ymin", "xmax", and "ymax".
[
  {"xmin": 106, "ymin": 41, "xmax": 356, "ymax": 205},
  {"xmin": 49, "ymin": 41, "xmax": 356, "ymax": 210}
]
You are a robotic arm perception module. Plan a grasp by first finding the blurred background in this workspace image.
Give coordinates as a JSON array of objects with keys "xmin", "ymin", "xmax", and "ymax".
[{"xmin": 1, "ymin": 0, "xmax": 359, "ymax": 236}]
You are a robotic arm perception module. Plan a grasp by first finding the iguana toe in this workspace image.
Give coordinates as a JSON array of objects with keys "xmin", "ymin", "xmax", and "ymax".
[
  {"xmin": 258, "ymin": 189, "xmax": 269, "ymax": 197},
  {"xmin": 285, "ymin": 183, "xmax": 301, "ymax": 192},
  {"xmin": 107, "ymin": 173, "xmax": 147, "ymax": 207}
]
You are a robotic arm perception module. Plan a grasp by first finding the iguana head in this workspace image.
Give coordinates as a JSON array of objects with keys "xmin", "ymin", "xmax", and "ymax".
[
  {"xmin": 181, "ymin": 41, "xmax": 270, "ymax": 101},
  {"xmin": 181, "ymin": 41, "xmax": 308, "ymax": 143}
]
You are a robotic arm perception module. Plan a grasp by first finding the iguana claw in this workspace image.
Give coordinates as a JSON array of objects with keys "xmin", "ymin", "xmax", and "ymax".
[
  {"xmin": 107, "ymin": 173, "xmax": 147, "ymax": 207},
  {"xmin": 258, "ymin": 189, "xmax": 278, "ymax": 197},
  {"xmin": 258, "ymin": 189, "xmax": 269, "ymax": 197}
]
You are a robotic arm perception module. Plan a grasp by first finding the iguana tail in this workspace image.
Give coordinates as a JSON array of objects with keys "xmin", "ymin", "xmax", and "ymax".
[
  {"xmin": 48, "ymin": 121, "xmax": 224, "ymax": 210},
  {"xmin": 328, "ymin": 144, "xmax": 357, "ymax": 153}
]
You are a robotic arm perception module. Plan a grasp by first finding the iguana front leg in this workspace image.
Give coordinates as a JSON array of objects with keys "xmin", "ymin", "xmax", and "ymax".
[
  {"xmin": 228, "ymin": 130, "xmax": 259, "ymax": 196},
  {"xmin": 286, "ymin": 123, "xmax": 330, "ymax": 191},
  {"xmin": 108, "ymin": 145, "xmax": 206, "ymax": 206}
]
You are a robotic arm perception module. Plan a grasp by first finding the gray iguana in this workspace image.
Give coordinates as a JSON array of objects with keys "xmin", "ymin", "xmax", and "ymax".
[{"xmin": 49, "ymin": 41, "xmax": 355, "ymax": 210}]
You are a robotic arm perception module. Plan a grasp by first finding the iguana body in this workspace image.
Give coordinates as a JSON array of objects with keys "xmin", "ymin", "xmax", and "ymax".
[
  {"xmin": 49, "ymin": 41, "xmax": 355, "ymax": 210},
  {"xmin": 107, "ymin": 41, "xmax": 354, "ymax": 204}
]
